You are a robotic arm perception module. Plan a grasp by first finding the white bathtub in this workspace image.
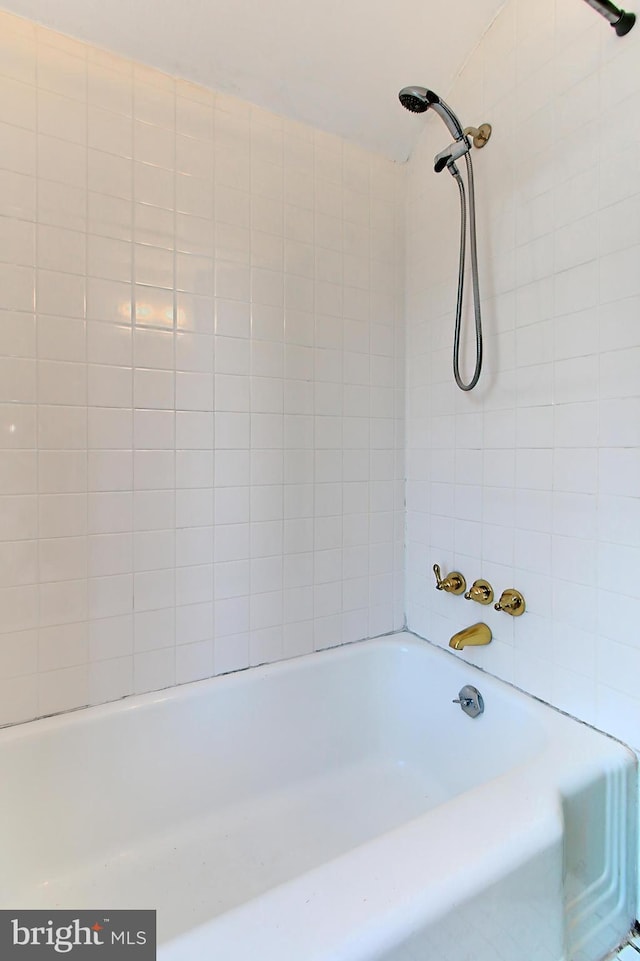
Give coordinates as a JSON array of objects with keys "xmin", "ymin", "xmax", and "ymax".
[{"xmin": 0, "ymin": 631, "xmax": 636, "ymax": 961}]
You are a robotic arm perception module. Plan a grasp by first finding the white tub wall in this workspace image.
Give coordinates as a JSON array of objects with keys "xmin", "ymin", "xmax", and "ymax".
[
  {"xmin": 406, "ymin": 0, "xmax": 640, "ymax": 750},
  {"xmin": 0, "ymin": 8, "xmax": 406, "ymax": 726},
  {"xmin": 403, "ymin": 0, "xmax": 640, "ymax": 913}
]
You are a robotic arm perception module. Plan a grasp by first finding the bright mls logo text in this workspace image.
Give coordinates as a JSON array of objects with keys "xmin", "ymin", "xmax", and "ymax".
[
  {"xmin": 12, "ymin": 918, "xmax": 148, "ymax": 953},
  {"xmin": 0, "ymin": 910, "xmax": 156, "ymax": 958}
]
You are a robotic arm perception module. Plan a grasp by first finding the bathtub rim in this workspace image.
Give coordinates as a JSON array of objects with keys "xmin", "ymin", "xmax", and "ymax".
[{"xmin": 0, "ymin": 629, "xmax": 637, "ymax": 766}]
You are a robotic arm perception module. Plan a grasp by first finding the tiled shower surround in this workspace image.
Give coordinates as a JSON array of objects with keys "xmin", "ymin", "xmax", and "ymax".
[
  {"xmin": 405, "ymin": 0, "xmax": 640, "ymax": 755},
  {"xmin": 0, "ymin": 9, "xmax": 405, "ymax": 724},
  {"xmin": 1, "ymin": 0, "xmax": 640, "ymax": 777}
]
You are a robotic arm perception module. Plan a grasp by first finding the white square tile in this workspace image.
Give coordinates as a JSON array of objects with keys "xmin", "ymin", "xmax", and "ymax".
[
  {"xmin": 38, "ymin": 133, "xmax": 85, "ymax": 188},
  {"xmin": 38, "ymin": 359, "xmax": 86, "ymax": 406},
  {"xmin": 176, "ymin": 639, "xmax": 213, "ymax": 684},
  {"xmin": 175, "ymin": 370, "xmax": 213, "ymax": 412},
  {"xmin": 175, "ymin": 410, "xmax": 213, "ymax": 449},
  {"xmin": 0, "ymin": 311, "xmax": 36, "ymax": 360},
  {"xmin": 134, "ymin": 529, "xmax": 175, "ymax": 573},
  {"xmin": 134, "ymin": 569, "xmax": 175, "ymax": 612},
  {"xmin": 38, "ymin": 536, "xmax": 86, "ymax": 583},
  {"xmin": 133, "ymin": 408, "xmax": 173, "ymax": 449},
  {"xmin": 88, "ymin": 105, "xmax": 133, "ymax": 159},
  {"xmin": 176, "ymin": 173, "xmax": 214, "ymax": 218},
  {"xmin": 88, "ymin": 364, "xmax": 132, "ymax": 408},
  {"xmin": 214, "ymin": 632, "xmax": 249, "ymax": 674},
  {"xmin": 136, "ymin": 202, "xmax": 174, "ymax": 249},
  {"xmin": 86, "ymin": 278, "xmax": 131, "ymax": 324},
  {"xmin": 135, "ymin": 243, "xmax": 173, "ymax": 289},
  {"xmin": 38, "ymin": 315, "xmax": 85, "ymax": 363},
  {"xmin": 0, "ymin": 121, "xmax": 36, "ymax": 177},
  {"xmin": 88, "ymin": 491, "xmax": 132, "ymax": 535},
  {"xmin": 176, "ymin": 96, "xmax": 214, "ymax": 141},
  {"xmin": 38, "ymin": 451, "xmax": 86, "ymax": 494},
  {"xmin": 88, "ymin": 450, "xmax": 132, "ymax": 492},
  {"xmin": 38, "ymin": 405, "xmax": 86, "ymax": 449},
  {"xmin": 88, "ymin": 148, "xmax": 132, "ymax": 200},
  {"xmin": 134, "ymin": 449, "xmax": 174, "ymax": 490},
  {"xmin": 133, "ymin": 647, "xmax": 175, "ymax": 694},
  {"xmin": 176, "ymin": 489, "xmax": 213, "ymax": 528},
  {"xmin": 0, "ymin": 356, "xmax": 36, "ymax": 403},
  {"xmin": 133, "ymin": 368, "xmax": 174, "ymax": 409},
  {"xmin": 133, "ymin": 79, "xmax": 175, "ymax": 129},
  {"xmin": 35, "ymin": 493, "xmax": 74, "ymax": 540},
  {"xmin": 89, "ymin": 533, "xmax": 132, "ymax": 578}
]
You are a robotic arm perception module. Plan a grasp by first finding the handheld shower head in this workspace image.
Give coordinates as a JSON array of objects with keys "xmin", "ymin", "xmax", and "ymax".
[
  {"xmin": 398, "ymin": 85, "xmax": 465, "ymax": 140},
  {"xmin": 397, "ymin": 85, "xmax": 487, "ymax": 391},
  {"xmin": 398, "ymin": 86, "xmax": 439, "ymax": 114}
]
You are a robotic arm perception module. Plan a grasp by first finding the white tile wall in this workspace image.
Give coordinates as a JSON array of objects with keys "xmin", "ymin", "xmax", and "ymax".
[
  {"xmin": 0, "ymin": 9, "xmax": 405, "ymax": 725},
  {"xmin": 405, "ymin": 0, "xmax": 640, "ymax": 752}
]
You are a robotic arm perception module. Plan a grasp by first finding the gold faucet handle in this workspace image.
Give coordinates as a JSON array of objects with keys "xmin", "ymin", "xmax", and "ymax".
[
  {"xmin": 494, "ymin": 588, "xmax": 526, "ymax": 616},
  {"xmin": 464, "ymin": 579, "xmax": 494, "ymax": 605},
  {"xmin": 433, "ymin": 563, "xmax": 466, "ymax": 595}
]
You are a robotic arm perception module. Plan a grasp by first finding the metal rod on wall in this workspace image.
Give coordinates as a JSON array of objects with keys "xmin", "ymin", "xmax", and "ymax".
[{"xmin": 582, "ymin": 0, "xmax": 636, "ymax": 34}]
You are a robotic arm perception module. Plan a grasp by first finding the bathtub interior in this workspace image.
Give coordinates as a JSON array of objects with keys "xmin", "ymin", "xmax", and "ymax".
[
  {"xmin": 0, "ymin": 633, "xmax": 636, "ymax": 958},
  {"xmin": 0, "ymin": 638, "xmax": 550, "ymax": 931}
]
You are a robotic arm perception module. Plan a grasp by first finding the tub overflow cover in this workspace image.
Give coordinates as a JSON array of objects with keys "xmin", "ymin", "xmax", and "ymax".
[{"xmin": 452, "ymin": 685, "xmax": 484, "ymax": 718}]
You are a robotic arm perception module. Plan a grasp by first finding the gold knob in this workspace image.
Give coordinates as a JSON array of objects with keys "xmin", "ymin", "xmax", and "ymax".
[
  {"xmin": 494, "ymin": 589, "xmax": 526, "ymax": 616},
  {"xmin": 433, "ymin": 563, "xmax": 466, "ymax": 596},
  {"xmin": 464, "ymin": 579, "xmax": 494, "ymax": 605}
]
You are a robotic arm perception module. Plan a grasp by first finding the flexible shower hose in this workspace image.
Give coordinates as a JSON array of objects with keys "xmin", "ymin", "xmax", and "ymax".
[{"xmin": 450, "ymin": 152, "xmax": 483, "ymax": 391}]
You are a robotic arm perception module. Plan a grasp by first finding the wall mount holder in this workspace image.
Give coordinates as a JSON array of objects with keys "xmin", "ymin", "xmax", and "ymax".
[{"xmin": 463, "ymin": 124, "xmax": 492, "ymax": 148}]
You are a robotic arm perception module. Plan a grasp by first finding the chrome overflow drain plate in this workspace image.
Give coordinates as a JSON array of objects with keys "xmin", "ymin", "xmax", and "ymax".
[{"xmin": 453, "ymin": 684, "xmax": 484, "ymax": 718}]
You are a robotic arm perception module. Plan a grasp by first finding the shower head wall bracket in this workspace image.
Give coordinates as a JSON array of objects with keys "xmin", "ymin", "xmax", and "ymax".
[{"xmin": 463, "ymin": 124, "xmax": 492, "ymax": 149}]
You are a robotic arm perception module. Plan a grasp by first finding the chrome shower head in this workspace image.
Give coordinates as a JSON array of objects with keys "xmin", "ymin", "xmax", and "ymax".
[
  {"xmin": 398, "ymin": 85, "xmax": 465, "ymax": 140},
  {"xmin": 398, "ymin": 86, "xmax": 438, "ymax": 114}
]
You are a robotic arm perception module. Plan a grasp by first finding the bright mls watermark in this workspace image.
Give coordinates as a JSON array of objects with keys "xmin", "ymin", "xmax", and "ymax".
[{"xmin": 0, "ymin": 911, "xmax": 156, "ymax": 958}]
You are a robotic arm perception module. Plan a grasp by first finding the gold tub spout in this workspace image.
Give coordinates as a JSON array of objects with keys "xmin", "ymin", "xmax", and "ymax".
[{"xmin": 449, "ymin": 622, "xmax": 492, "ymax": 651}]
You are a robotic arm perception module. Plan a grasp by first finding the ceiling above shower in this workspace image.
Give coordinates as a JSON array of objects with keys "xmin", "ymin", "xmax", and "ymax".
[{"xmin": 0, "ymin": 0, "xmax": 505, "ymax": 161}]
